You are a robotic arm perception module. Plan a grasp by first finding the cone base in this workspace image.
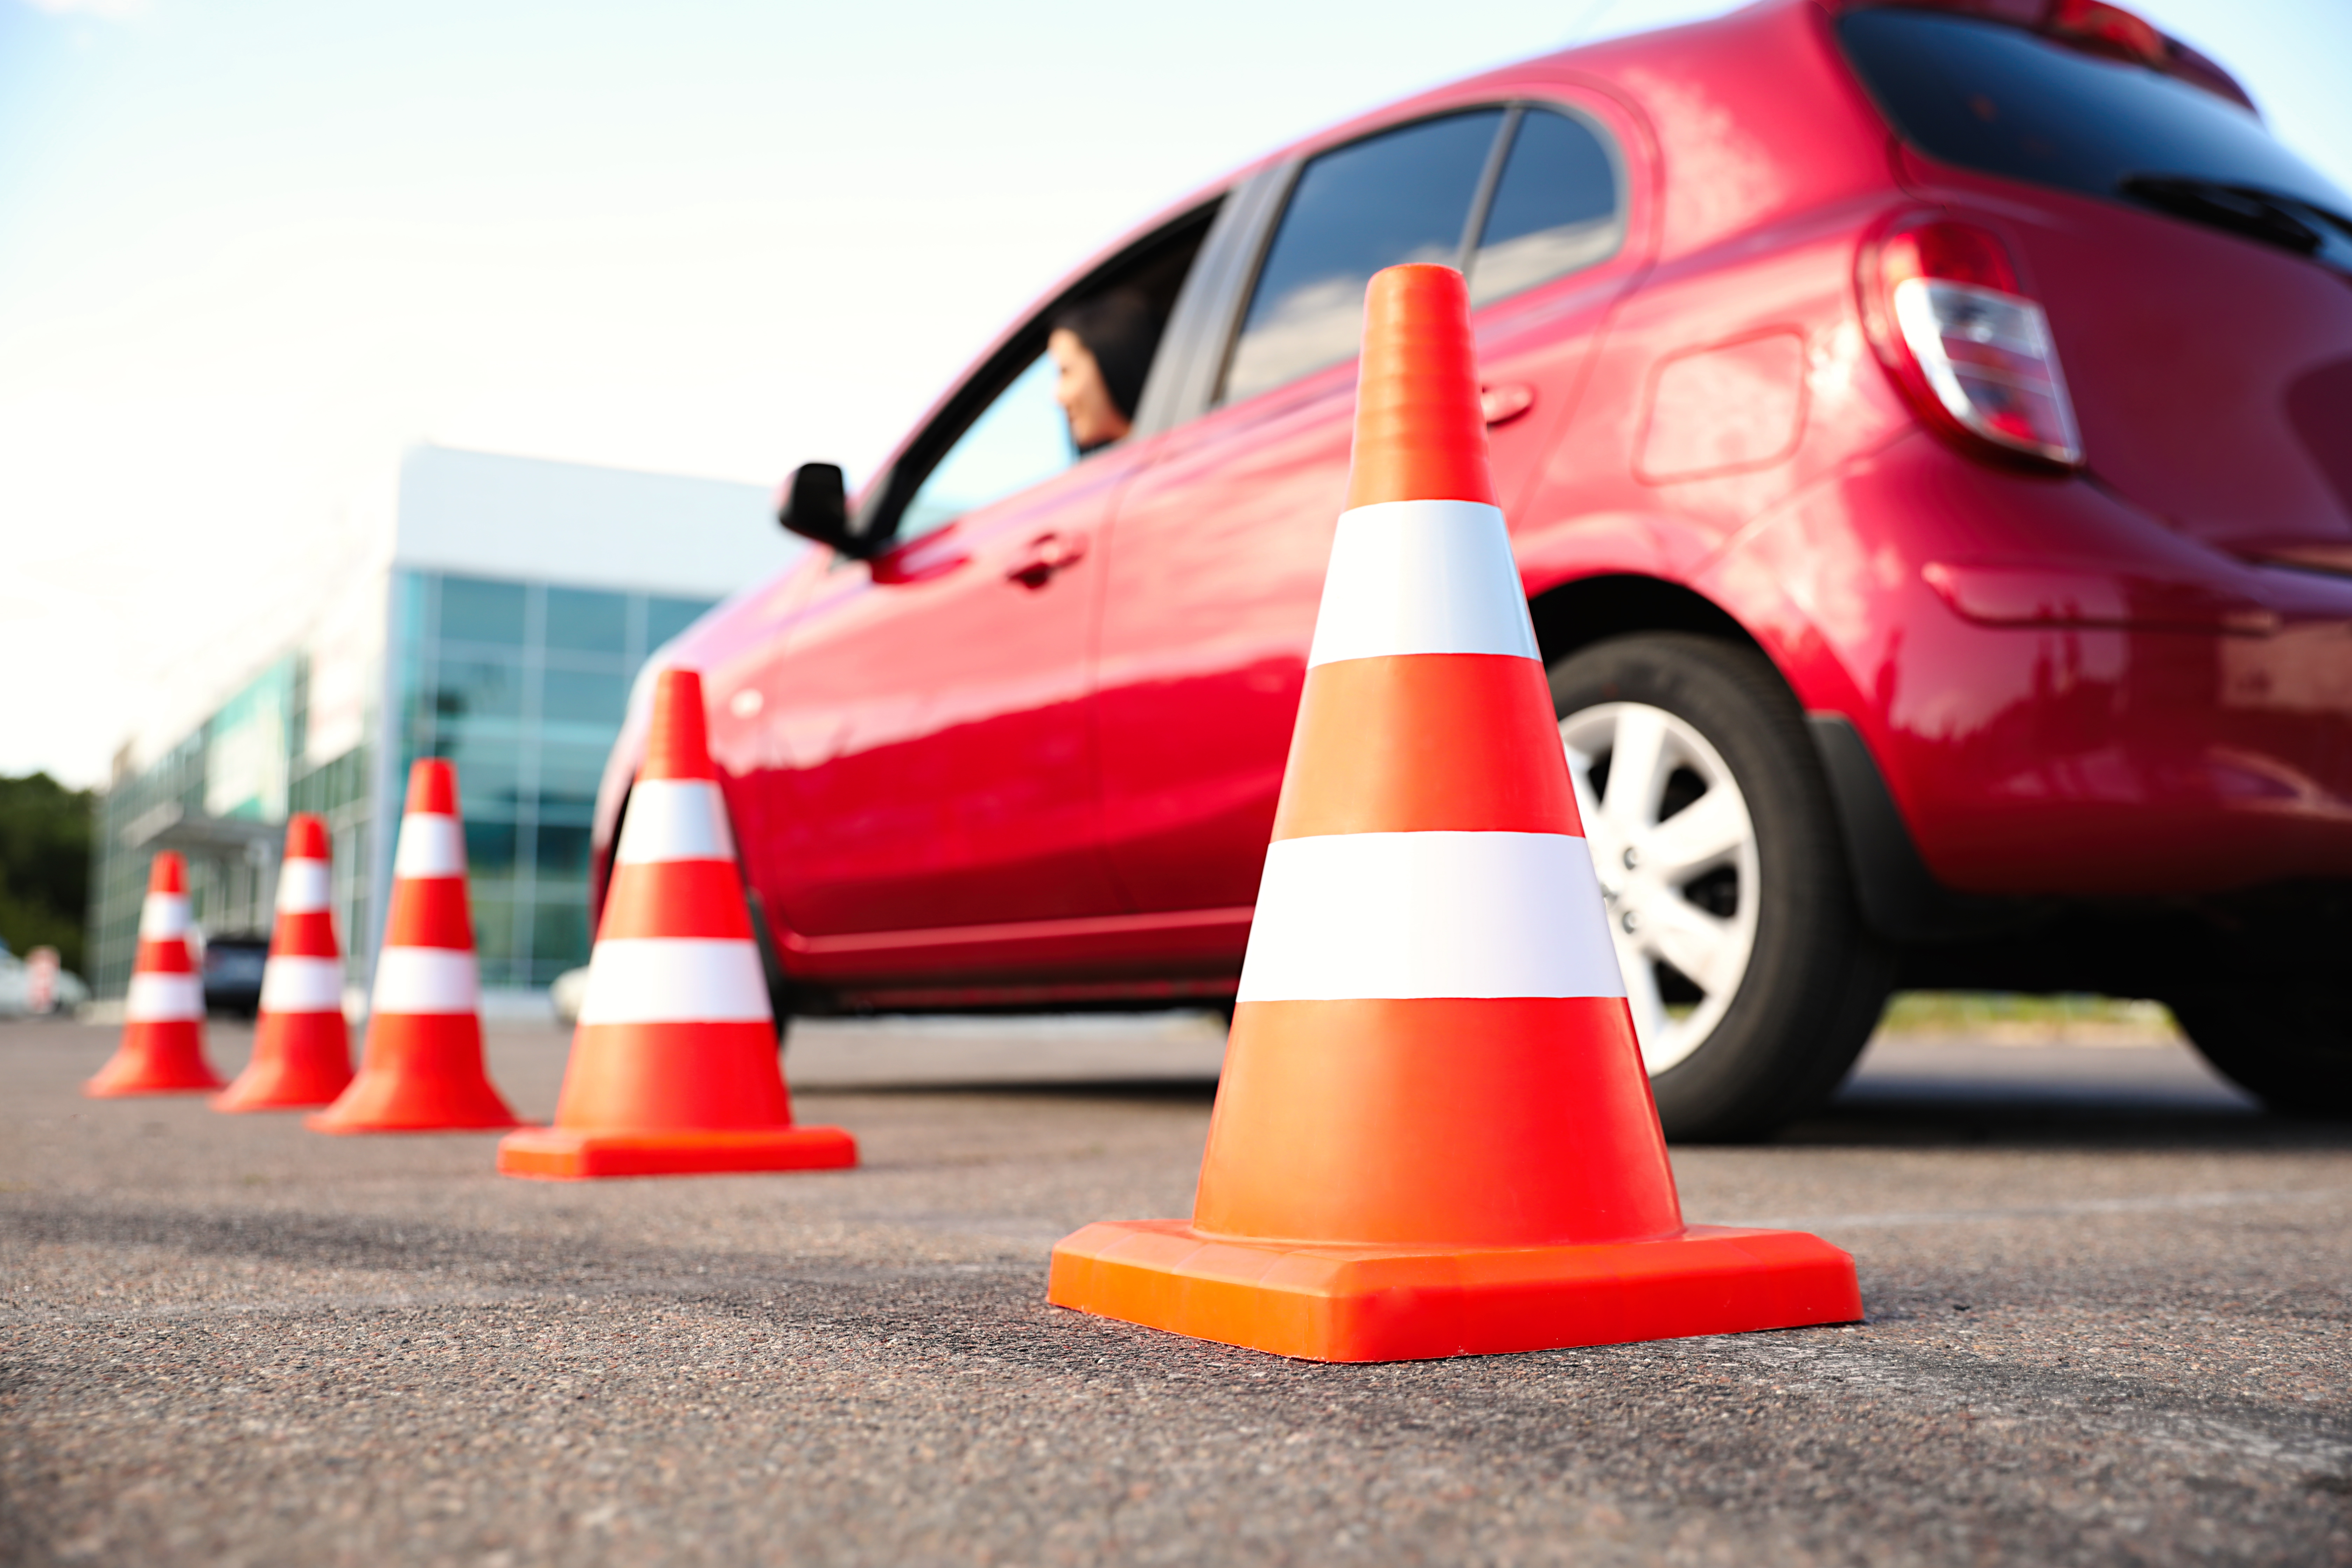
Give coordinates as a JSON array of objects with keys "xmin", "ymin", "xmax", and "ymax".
[
  {"xmin": 305, "ymin": 1093, "xmax": 523, "ymax": 1135},
  {"xmin": 495, "ymin": 1125, "xmax": 858, "ymax": 1180},
  {"xmin": 214, "ymin": 1058, "xmax": 353, "ymax": 1113},
  {"xmin": 84, "ymin": 1073, "xmax": 225, "ymax": 1099},
  {"xmin": 1048, "ymin": 1219, "xmax": 1861, "ymax": 1363}
]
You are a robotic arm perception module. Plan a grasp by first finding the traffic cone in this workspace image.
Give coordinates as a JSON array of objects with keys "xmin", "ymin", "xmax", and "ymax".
[
  {"xmin": 1048, "ymin": 264, "xmax": 1862, "ymax": 1361},
  {"xmin": 86, "ymin": 852, "xmax": 223, "ymax": 1096},
  {"xmin": 497, "ymin": 668, "xmax": 855, "ymax": 1179},
  {"xmin": 214, "ymin": 814, "xmax": 354, "ymax": 1111},
  {"xmin": 308, "ymin": 760, "xmax": 520, "ymax": 1133}
]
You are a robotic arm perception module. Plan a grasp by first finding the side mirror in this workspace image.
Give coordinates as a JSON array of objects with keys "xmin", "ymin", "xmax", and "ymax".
[{"xmin": 776, "ymin": 462, "xmax": 862, "ymax": 555}]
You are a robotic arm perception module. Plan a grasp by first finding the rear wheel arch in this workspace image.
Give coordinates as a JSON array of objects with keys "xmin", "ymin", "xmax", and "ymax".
[
  {"xmin": 1526, "ymin": 572, "xmax": 1766, "ymax": 672},
  {"xmin": 1525, "ymin": 578, "xmax": 1901, "ymax": 1136}
]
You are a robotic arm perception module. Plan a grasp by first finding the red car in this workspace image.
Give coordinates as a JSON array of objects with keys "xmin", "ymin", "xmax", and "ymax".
[{"xmin": 598, "ymin": 0, "xmax": 2352, "ymax": 1136}]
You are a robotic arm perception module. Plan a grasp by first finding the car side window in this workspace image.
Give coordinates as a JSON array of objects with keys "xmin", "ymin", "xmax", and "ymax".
[
  {"xmin": 1467, "ymin": 108, "xmax": 1623, "ymax": 309},
  {"xmin": 1221, "ymin": 109, "xmax": 1507, "ymax": 406},
  {"xmin": 896, "ymin": 353, "xmax": 1077, "ymax": 545}
]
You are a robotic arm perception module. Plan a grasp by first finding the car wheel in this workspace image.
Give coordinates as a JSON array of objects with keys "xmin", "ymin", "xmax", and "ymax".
[
  {"xmin": 743, "ymin": 887, "xmax": 793, "ymax": 1048},
  {"xmin": 1550, "ymin": 633, "xmax": 1894, "ymax": 1140},
  {"xmin": 2167, "ymin": 987, "xmax": 2352, "ymax": 1117}
]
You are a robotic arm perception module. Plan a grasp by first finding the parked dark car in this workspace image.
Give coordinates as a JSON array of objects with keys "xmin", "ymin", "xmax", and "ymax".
[
  {"xmin": 599, "ymin": 0, "xmax": 2352, "ymax": 1135},
  {"xmin": 200, "ymin": 932, "xmax": 270, "ymax": 1018}
]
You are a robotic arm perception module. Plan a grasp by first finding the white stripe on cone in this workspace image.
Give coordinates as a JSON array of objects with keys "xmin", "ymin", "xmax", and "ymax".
[
  {"xmin": 126, "ymin": 972, "xmax": 204, "ymax": 1021},
  {"xmin": 616, "ymin": 779, "xmax": 735, "ymax": 865},
  {"xmin": 1237, "ymin": 832, "xmax": 1627, "ymax": 1002},
  {"xmin": 139, "ymin": 893, "xmax": 192, "ymax": 940},
  {"xmin": 260, "ymin": 956, "xmax": 345, "ymax": 1014},
  {"xmin": 392, "ymin": 815, "xmax": 467, "ymax": 878},
  {"xmin": 276, "ymin": 860, "xmax": 332, "ymax": 913},
  {"xmin": 576, "ymin": 939, "xmax": 771, "ymax": 1025},
  {"xmin": 1306, "ymin": 500, "xmax": 1541, "ymax": 668},
  {"xmin": 371, "ymin": 947, "xmax": 482, "ymax": 1014}
]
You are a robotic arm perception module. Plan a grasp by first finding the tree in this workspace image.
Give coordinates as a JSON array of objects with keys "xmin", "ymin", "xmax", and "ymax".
[{"xmin": 0, "ymin": 772, "xmax": 94, "ymax": 975}]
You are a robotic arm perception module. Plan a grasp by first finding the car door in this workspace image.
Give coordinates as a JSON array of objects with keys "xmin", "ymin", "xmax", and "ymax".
[
  {"xmin": 1095, "ymin": 99, "xmax": 1639, "ymax": 913},
  {"xmin": 756, "ymin": 350, "xmax": 1133, "ymax": 939}
]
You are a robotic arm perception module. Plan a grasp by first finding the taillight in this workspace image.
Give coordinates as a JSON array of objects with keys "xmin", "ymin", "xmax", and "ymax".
[{"xmin": 1863, "ymin": 216, "xmax": 2082, "ymax": 469}]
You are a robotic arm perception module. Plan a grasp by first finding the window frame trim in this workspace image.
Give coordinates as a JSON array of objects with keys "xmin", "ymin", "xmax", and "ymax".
[
  {"xmin": 849, "ymin": 198, "xmax": 1226, "ymax": 554},
  {"xmin": 1206, "ymin": 96, "xmax": 1633, "ymax": 412}
]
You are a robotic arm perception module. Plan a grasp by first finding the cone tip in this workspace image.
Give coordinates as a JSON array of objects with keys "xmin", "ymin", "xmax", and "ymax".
[
  {"xmin": 643, "ymin": 666, "xmax": 717, "ymax": 782},
  {"xmin": 1345, "ymin": 263, "xmax": 1497, "ymax": 511},
  {"xmin": 284, "ymin": 813, "xmax": 330, "ymax": 861},
  {"xmin": 147, "ymin": 852, "xmax": 186, "ymax": 895},
  {"xmin": 405, "ymin": 757, "xmax": 459, "ymax": 817}
]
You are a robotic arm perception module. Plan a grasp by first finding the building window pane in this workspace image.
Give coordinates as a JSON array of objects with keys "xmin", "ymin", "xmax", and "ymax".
[
  {"xmin": 470, "ymin": 891, "xmax": 519, "ymax": 978},
  {"xmin": 545, "ymin": 587, "xmax": 629, "ymax": 655},
  {"xmin": 438, "ymin": 576, "xmax": 527, "ymax": 646},
  {"xmin": 529, "ymin": 899, "xmax": 592, "ymax": 981},
  {"xmin": 645, "ymin": 596, "xmax": 715, "ymax": 650},
  {"xmin": 435, "ymin": 736, "xmax": 524, "ymax": 818},
  {"xmin": 464, "ymin": 820, "xmax": 518, "ymax": 877},
  {"xmin": 541, "ymin": 668, "xmax": 628, "ymax": 726},
  {"xmin": 535, "ymin": 744, "xmax": 604, "ymax": 825},
  {"xmin": 536, "ymin": 823, "xmax": 592, "ymax": 878},
  {"xmin": 430, "ymin": 658, "xmax": 523, "ymax": 724}
]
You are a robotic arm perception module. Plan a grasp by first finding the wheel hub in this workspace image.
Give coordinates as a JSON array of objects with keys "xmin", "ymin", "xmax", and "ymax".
[{"xmin": 1558, "ymin": 701, "xmax": 1762, "ymax": 1076}]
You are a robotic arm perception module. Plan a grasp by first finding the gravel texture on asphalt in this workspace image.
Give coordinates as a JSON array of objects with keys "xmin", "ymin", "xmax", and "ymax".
[{"xmin": 2, "ymin": 1018, "xmax": 2347, "ymax": 1566}]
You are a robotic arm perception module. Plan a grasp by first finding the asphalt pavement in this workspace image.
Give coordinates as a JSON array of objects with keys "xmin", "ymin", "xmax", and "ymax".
[{"xmin": 3, "ymin": 1014, "xmax": 2347, "ymax": 1566}]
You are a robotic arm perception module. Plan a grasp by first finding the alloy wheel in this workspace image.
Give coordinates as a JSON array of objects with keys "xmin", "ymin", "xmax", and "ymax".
[{"xmin": 1558, "ymin": 701, "xmax": 1762, "ymax": 1074}]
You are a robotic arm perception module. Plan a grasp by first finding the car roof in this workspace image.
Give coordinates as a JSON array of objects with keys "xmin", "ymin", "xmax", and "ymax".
[{"xmin": 846, "ymin": 0, "xmax": 2250, "ymax": 504}]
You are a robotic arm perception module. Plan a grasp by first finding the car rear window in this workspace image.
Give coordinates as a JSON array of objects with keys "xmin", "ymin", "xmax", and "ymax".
[
  {"xmin": 1223, "ymin": 110, "xmax": 1505, "ymax": 406},
  {"xmin": 1468, "ymin": 108, "xmax": 1622, "ymax": 309},
  {"xmin": 1839, "ymin": 9, "xmax": 2350, "ymax": 217}
]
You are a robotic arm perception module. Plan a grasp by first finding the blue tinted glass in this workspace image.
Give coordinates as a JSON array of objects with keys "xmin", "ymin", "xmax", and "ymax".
[
  {"xmin": 529, "ymin": 899, "xmax": 592, "ymax": 977},
  {"xmin": 1840, "ymin": 12, "xmax": 2350, "ymax": 214},
  {"xmin": 645, "ymin": 596, "xmax": 714, "ymax": 649},
  {"xmin": 435, "ymin": 736, "xmax": 524, "ymax": 817},
  {"xmin": 430, "ymin": 657, "xmax": 522, "ymax": 724},
  {"xmin": 388, "ymin": 570, "xmax": 429, "ymax": 650},
  {"xmin": 536, "ymin": 744, "xmax": 607, "ymax": 823},
  {"xmin": 438, "ymin": 576, "xmax": 527, "ymax": 645},
  {"xmin": 393, "ymin": 658, "xmax": 433, "ymax": 751},
  {"xmin": 1225, "ymin": 110, "xmax": 1505, "ymax": 404},
  {"xmin": 546, "ymin": 586, "xmax": 628, "ymax": 654},
  {"xmin": 535, "ymin": 824, "xmax": 591, "ymax": 878},
  {"xmin": 1470, "ymin": 110, "xmax": 1623, "ymax": 308},
  {"xmin": 464, "ymin": 820, "xmax": 517, "ymax": 876},
  {"xmin": 541, "ymin": 669, "xmax": 628, "ymax": 726},
  {"xmin": 470, "ymin": 893, "xmax": 519, "ymax": 973}
]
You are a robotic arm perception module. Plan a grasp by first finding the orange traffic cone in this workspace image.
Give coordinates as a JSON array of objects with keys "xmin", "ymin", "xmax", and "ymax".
[
  {"xmin": 308, "ymin": 761, "xmax": 520, "ymax": 1133},
  {"xmin": 86, "ymin": 851, "xmax": 223, "ymax": 1096},
  {"xmin": 214, "ymin": 814, "xmax": 354, "ymax": 1111},
  {"xmin": 497, "ymin": 668, "xmax": 855, "ymax": 1179},
  {"xmin": 1048, "ymin": 264, "xmax": 1862, "ymax": 1361}
]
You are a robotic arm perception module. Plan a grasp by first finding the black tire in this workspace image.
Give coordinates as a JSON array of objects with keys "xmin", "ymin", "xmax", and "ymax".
[
  {"xmin": 2168, "ymin": 987, "xmax": 2352, "ymax": 1117},
  {"xmin": 1549, "ymin": 633, "xmax": 1894, "ymax": 1140},
  {"xmin": 743, "ymin": 887, "xmax": 794, "ymax": 1048}
]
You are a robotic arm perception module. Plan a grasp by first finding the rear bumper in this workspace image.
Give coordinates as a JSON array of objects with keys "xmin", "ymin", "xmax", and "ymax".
[{"xmin": 1734, "ymin": 436, "xmax": 2352, "ymax": 900}]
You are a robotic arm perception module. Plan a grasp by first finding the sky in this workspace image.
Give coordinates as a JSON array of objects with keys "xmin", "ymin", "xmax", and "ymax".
[{"xmin": 3, "ymin": 0, "xmax": 2348, "ymax": 789}]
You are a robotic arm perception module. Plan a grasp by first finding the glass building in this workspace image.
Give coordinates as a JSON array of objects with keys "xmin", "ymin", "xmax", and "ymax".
[
  {"xmin": 387, "ymin": 571, "xmax": 713, "ymax": 987},
  {"xmin": 88, "ymin": 446, "xmax": 798, "ymax": 1010}
]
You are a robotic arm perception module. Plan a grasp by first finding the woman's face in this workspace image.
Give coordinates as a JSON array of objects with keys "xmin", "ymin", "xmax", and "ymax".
[{"xmin": 1049, "ymin": 328, "xmax": 1132, "ymax": 452}]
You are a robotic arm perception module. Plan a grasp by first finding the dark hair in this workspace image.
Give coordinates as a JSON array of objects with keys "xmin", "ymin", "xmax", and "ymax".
[{"xmin": 1052, "ymin": 290, "xmax": 1164, "ymax": 423}]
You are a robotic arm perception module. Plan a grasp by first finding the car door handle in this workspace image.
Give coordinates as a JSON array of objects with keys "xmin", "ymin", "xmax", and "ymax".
[
  {"xmin": 1480, "ymin": 382, "xmax": 1536, "ymax": 426},
  {"xmin": 1006, "ymin": 531, "xmax": 1088, "ymax": 588}
]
